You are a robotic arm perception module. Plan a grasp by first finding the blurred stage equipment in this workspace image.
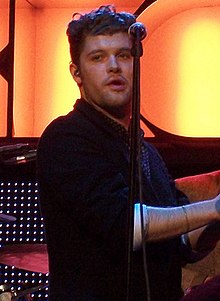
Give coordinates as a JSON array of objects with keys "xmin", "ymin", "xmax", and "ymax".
[
  {"xmin": 0, "ymin": 214, "xmax": 16, "ymax": 223},
  {"xmin": 0, "ymin": 144, "xmax": 37, "ymax": 165},
  {"xmin": 0, "ymin": 244, "xmax": 48, "ymax": 274}
]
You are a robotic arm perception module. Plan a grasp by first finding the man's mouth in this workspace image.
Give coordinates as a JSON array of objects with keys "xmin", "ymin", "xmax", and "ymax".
[{"xmin": 107, "ymin": 78, "xmax": 126, "ymax": 91}]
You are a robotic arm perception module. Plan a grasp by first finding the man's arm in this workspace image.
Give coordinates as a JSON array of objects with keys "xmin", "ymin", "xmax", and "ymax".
[
  {"xmin": 148, "ymin": 195, "xmax": 220, "ymax": 241},
  {"xmin": 134, "ymin": 194, "xmax": 220, "ymax": 250}
]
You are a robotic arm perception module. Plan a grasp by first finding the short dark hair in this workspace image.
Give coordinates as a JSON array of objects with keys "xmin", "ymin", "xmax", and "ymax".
[{"xmin": 66, "ymin": 5, "xmax": 136, "ymax": 67}]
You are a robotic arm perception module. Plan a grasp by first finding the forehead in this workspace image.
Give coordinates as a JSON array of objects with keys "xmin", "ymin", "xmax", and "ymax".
[{"xmin": 81, "ymin": 32, "xmax": 132, "ymax": 55}]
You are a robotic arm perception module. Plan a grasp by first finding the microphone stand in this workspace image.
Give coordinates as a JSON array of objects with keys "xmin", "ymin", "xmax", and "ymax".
[{"xmin": 126, "ymin": 24, "xmax": 146, "ymax": 301}]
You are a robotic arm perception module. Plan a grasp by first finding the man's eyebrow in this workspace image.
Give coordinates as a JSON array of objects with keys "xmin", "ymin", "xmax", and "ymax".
[
  {"xmin": 87, "ymin": 49, "xmax": 104, "ymax": 56},
  {"xmin": 119, "ymin": 47, "xmax": 131, "ymax": 51},
  {"xmin": 115, "ymin": 47, "xmax": 132, "ymax": 53},
  {"xmin": 87, "ymin": 47, "xmax": 131, "ymax": 56}
]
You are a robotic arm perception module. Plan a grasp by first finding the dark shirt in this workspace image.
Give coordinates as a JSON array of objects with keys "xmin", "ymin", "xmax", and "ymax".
[{"xmin": 37, "ymin": 98, "xmax": 188, "ymax": 301}]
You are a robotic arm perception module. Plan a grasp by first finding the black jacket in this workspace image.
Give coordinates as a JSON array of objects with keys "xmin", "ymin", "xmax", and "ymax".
[{"xmin": 37, "ymin": 99, "xmax": 187, "ymax": 301}]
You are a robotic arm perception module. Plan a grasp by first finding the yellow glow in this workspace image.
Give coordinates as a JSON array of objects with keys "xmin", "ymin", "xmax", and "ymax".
[
  {"xmin": 178, "ymin": 18, "xmax": 220, "ymax": 137},
  {"xmin": 33, "ymin": 8, "xmax": 81, "ymax": 137},
  {"xmin": 14, "ymin": 7, "xmax": 36, "ymax": 137},
  {"xmin": 52, "ymin": 30, "xmax": 80, "ymax": 118},
  {"xmin": 139, "ymin": 5, "xmax": 220, "ymax": 137}
]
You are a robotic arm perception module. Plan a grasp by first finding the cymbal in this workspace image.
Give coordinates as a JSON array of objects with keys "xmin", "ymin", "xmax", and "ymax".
[
  {"xmin": 0, "ymin": 213, "xmax": 16, "ymax": 223},
  {"xmin": 0, "ymin": 244, "xmax": 49, "ymax": 274}
]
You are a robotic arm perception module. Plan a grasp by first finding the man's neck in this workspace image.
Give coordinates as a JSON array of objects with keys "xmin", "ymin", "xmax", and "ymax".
[{"xmin": 83, "ymin": 98, "xmax": 130, "ymax": 130}]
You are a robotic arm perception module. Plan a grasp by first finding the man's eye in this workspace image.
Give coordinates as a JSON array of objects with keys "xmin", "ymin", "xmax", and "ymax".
[
  {"xmin": 118, "ymin": 52, "xmax": 131, "ymax": 59},
  {"xmin": 92, "ymin": 55, "xmax": 102, "ymax": 61}
]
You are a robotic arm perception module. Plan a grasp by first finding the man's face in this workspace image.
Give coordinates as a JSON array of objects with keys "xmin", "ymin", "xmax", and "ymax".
[{"xmin": 72, "ymin": 32, "xmax": 133, "ymax": 121}]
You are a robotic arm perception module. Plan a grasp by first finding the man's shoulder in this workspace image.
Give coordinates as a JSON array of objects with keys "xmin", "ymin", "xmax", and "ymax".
[
  {"xmin": 40, "ymin": 112, "xmax": 75, "ymax": 139},
  {"xmin": 40, "ymin": 99, "xmax": 90, "ymax": 136}
]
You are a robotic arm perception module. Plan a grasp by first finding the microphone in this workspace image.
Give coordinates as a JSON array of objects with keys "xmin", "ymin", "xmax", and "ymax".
[
  {"xmin": 128, "ymin": 22, "xmax": 147, "ymax": 41},
  {"xmin": 3, "ymin": 149, "xmax": 37, "ymax": 165}
]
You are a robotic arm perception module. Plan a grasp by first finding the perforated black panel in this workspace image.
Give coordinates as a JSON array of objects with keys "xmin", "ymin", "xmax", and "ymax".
[{"xmin": 0, "ymin": 180, "xmax": 48, "ymax": 300}]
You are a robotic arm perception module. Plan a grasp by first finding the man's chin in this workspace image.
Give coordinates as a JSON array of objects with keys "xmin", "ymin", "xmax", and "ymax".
[{"xmin": 102, "ymin": 103, "xmax": 130, "ymax": 119}]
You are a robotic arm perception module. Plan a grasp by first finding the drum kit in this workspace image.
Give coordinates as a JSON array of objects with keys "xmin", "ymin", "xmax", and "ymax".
[
  {"xmin": 0, "ymin": 213, "xmax": 49, "ymax": 301},
  {"xmin": 0, "ymin": 144, "xmax": 48, "ymax": 300}
]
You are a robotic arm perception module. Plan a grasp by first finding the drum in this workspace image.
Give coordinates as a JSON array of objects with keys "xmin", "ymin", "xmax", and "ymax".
[
  {"xmin": 0, "ymin": 284, "xmax": 30, "ymax": 301},
  {"xmin": 0, "ymin": 292, "xmax": 12, "ymax": 301},
  {"xmin": 0, "ymin": 283, "xmax": 46, "ymax": 301},
  {"xmin": 0, "ymin": 285, "xmax": 13, "ymax": 301}
]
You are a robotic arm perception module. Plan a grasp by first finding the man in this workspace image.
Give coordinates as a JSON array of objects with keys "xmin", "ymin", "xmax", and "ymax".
[{"xmin": 37, "ymin": 5, "xmax": 220, "ymax": 301}]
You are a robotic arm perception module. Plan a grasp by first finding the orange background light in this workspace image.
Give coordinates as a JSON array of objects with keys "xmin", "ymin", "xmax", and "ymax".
[
  {"xmin": 0, "ymin": 2, "xmax": 9, "ymax": 137},
  {"xmin": 1, "ymin": 0, "xmax": 220, "ymax": 138},
  {"xmin": 139, "ymin": 0, "xmax": 220, "ymax": 137},
  {"xmin": 1, "ymin": 1, "xmax": 140, "ymax": 137}
]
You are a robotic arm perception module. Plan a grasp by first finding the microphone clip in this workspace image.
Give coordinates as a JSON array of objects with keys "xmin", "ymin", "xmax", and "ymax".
[{"xmin": 128, "ymin": 22, "xmax": 147, "ymax": 58}]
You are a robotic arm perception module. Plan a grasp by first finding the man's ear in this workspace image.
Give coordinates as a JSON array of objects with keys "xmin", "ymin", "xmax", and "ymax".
[{"xmin": 69, "ymin": 63, "xmax": 82, "ymax": 86}]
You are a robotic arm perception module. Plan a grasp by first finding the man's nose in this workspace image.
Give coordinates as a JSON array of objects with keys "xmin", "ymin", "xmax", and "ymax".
[{"xmin": 107, "ymin": 55, "xmax": 121, "ymax": 73}]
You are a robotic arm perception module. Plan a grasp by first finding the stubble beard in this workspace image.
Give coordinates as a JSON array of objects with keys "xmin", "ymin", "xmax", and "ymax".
[{"xmin": 101, "ymin": 91, "xmax": 131, "ymax": 120}]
